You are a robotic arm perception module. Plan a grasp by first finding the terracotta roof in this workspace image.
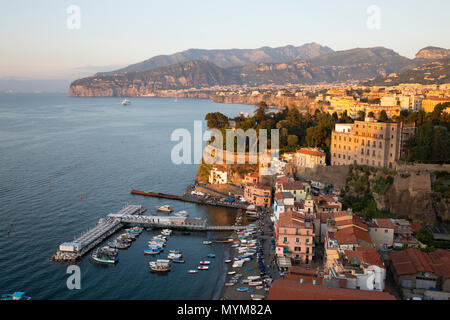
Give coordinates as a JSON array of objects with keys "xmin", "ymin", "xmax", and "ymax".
[
  {"xmin": 267, "ymin": 280, "xmax": 395, "ymax": 300},
  {"xmin": 275, "ymin": 192, "xmax": 294, "ymax": 200},
  {"xmin": 288, "ymin": 266, "xmax": 320, "ymax": 277},
  {"xmin": 319, "ymin": 211, "xmax": 348, "ymax": 223},
  {"xmin": 297, "ymin": 148, "xmax": 326, "ymax": 157},
  {"xmin": 374, "ymin": 218, "xmax": 395, "ymax": 229},
  {"xmin": 336, "ymin": 215, "xmax": 368, "ymax": 230},
  {"xmin": 333, "ymin": 227, "xmax": 373, "ymax": 245},
  {"xmin": 282, "ymin": 181, "xmax": 306, "ymax": 191},
  {"xmin": 410, "ymin": 223, "xmax": 421, "ymax": 233},
  {"xmin": 344, "ymin": 247, "xmax": 384, "ymax": 268},
  {"xmin": 278, "ymin": 211, "xmax": 307, "ymax": 228},
  {"xmin": 389, "ymin": 248, "xmax": 450, "ymax": 278}
]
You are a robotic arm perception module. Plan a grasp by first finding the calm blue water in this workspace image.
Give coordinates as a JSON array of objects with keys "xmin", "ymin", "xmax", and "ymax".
[{"xmin": 0, "ymin": 94, "xmax": 254, "ymax": 300}]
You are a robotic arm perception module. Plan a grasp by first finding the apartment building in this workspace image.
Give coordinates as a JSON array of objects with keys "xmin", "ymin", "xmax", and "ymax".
[{"xmin": 330, "ymin": 117, "xmax": 415, "ymax": 169}]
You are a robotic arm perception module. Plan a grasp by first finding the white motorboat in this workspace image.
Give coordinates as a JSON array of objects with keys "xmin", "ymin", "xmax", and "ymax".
[
  {"xmin": 174, "ymin": 210, "xmax": 189, "ymax": 217},
  {"xmin": 161, "ymin": 229, "xmax": 172, "ymax": 236},
  {"xmin": 121, "ymin": 99, "xmax": 131, "ymax": 106},
  {"xmin": 156, "ymin": 205, "xmax": 173, "ymax": 212}
]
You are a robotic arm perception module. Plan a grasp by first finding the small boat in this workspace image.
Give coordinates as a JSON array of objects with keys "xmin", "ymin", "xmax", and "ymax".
[
  {"xmin": 251, "ymin": 294, "xmax": 265, "ymax": 300},
  {"xmin": 156, "ymin": 205, "xmax": 173, "ymax": 213},
  {"xmin": 172, "ymin": 258, "xmax": 185, "ymax": 263},
  {"xmin": 121, "ymin": 99, "xmax": 131, "ymax": 106},
  {"xmin": 161, "ymin": 229, "xmax": 172, "ymax": 236},
  {"xmin": 203, "ymin": 241, "xmax": 212, "ymax": 245},
  {"xmin": 187, "ymin": 270, "xmax": 198, "ymax": 274},
  {"xmin": 207, "ymin": 254, "xmax": 216, "ymax": 258},
  {"xmin": 224, "ymin": 283, "xmax": 235, "ymax": 287},
  {"xmin": 228, "ymin": 271, "xmax": 236, "ymax": 275},
  {"xmin": 237, "ymin": 287, "xmax": 249, "ymax": 292},
  {"xmin": 200, "ymin": 261, "xmax": 210, "ymax": 265},
  {"xmin": 167, "ymin": 253, "xmax": 182, "ymax": 260},
  {"xmin": 144, "ymin": 248, "xmax": 160, "ymax": 255},
  {"xmin": 255, "ymin": 286, "xmax": 264, "ymax": 290},
  {"xmin": 1, "ymin": 292, "xmax": 31, "ymax": 300},
  {"xmin": 249, "ymin": 281, "xmax": 263, "ymax": 286},
  {"xmin": 169, "ymin": 250, "xmax": 181, "ymax": 254},
  {"xmin": 225, "ymin": 259, "xmax": 232, "ymax": 263},
  {"xmin": 198, "ymin": 266, "xmax": 209, "ymax": 270},
  {"xmin": 174, "ymin": 210, "xmax": 189, "ymax": 217},
  {"xmin": 149, "ymin": 259, "xmax": 171, "ymax": 272},
  {"xmin": 248, "ymin": 276, "xmax": 261, "ymax": 280}
]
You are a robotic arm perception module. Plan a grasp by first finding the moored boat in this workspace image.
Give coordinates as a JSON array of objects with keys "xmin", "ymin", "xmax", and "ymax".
[
  {"xmin": 187, "ymin": 270, "xmax": 198, "ymax": 274},
  {"xmin": 198, "ymin": 266, "xmax": 209, "ymax": 270},
  {"xmin": 149, "ymin": 259, "xmax": 171, "ymax": 272},
  {"xmin": 1, "ymin": 292, "xmax": 31, "ymax": 300},
  {"xmin": 156, "ymin": 205, "xmax": 173, "ymax": 212},
  {"xmin": 200, "ymin": 261, "xmax": 210, "ymax": 265},
  {"xmin": 207, "ymin": 253, "xmax": 216, "ymax": 258},
  {"xmin": 202, "ymin": 241, "xmax": 212, "ymax": 245},
  {"xmin": 237, "ymin": 287, "xmax": 249, "ymax": 292}
]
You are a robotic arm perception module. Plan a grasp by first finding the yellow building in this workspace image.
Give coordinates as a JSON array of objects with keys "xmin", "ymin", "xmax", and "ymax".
[
  {"xmin": 296, "ymin": 148, "xmax": 326, "ymax": 169},
  {"xmin": 365, "ymin": 105, "xmax": 401, "ymax": 119},
  {"xmin": 330, "ymin": 118, "xmax": 415, "ymax": 169},
  {"xmin": 421, "ymin": 97, "xmax": 450, "ymax": 113}
]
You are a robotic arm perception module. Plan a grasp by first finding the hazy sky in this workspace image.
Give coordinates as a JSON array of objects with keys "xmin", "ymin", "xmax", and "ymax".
[{"xmin": 1, "ymin": 0, "xmax": 449, "ymax": 79}]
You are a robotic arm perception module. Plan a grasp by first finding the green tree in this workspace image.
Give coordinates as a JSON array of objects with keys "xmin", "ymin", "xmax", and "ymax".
[{"xmin": 379, "ymin": 110, "xmax": 388, "ymax": 121}]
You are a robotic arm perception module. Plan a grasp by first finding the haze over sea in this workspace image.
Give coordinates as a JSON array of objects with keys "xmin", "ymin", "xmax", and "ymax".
[{"xmin": 0, "ymin": 94, "xmax": 254, "ymax": 299}]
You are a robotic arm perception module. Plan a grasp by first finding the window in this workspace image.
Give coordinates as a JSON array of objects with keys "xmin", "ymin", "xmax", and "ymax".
[{"xmin": 385, "ymin": 229, "xmax": 388, "ymax": 233}]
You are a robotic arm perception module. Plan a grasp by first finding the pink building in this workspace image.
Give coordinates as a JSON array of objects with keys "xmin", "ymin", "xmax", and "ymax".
[
  {"xmin": 244, "ymin": 183, "xmax": 272, "ymax": 207},
  {"xmin": 275, "ymin": 210, "xmax": 315, "ymax": 264}
]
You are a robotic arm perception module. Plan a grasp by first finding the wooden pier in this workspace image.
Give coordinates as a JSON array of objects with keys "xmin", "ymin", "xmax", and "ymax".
[{"xmin": 130, "ymin": 188, "xmax": 249, "ymax": 210}]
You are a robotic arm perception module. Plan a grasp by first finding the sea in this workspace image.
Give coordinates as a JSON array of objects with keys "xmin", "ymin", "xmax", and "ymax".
[{"xmin": 0, "ymin": 93, "xmax": 254, "ymax": 300}]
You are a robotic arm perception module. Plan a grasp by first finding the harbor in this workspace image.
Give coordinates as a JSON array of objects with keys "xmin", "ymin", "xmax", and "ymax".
[{"xmin": 52, "ymin": 204, "xmax": 248, "ymax": 262}]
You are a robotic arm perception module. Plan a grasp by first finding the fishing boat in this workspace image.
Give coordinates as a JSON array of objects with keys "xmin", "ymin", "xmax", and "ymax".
[
  {"xmin": 121, "ymin": 99, "xmax": 131, "ymax": 106},
  {"xmin": 200, "ymin": 261, "xmax": 210, "ymax": 265},
  {"xmin": 156, "ymin": 205, "xmax": 173, "ymax": 212},
  {"xmin": 149, "ymin": 259, "xmax": 171, "ymax": 273},
  {"xmin": 161, "ymin": 229, "xmax": 172, "ymax": 236},
  {"xmin": 202, "ymin": 241, "xmax": 212, "ymax": 245},
  {"xmin": 228, "ymin": 271, "xmax": 236, "ymax": 275},
  {"xmin": 167, "ymin": 253, "xmax": 182, "ymax": 260},
  {"xmin": 198, "ymin": 266, "xmax": 209, "ymax": 270},
  {"xmin": 224, "ymin": 283, "xmax": 234, "ymax": 287},
  {"xmin": 174, "ymin": 210, "xmax": 189, "ymax": 217},
  {"xmin": 172, "ymin": 258, "xmax": 185, "ymax": 263},
  {"xmin": 249, "ymin": 281, "xmax": 263, "ymax": 286},
  {"xmin": 247, "ymin": 276, "xmax": 261, "ymax": 280},
  {"xmin": 91, "ymin": 247, "xmax": 118, "ymax": 264},
  {"xmin": 225, "ymin": 259, "xmax": 232, "ymax": 263},
  {"xmin": 169, "ymin": 249, "xmax": 181, "ymax": 254},
  {"xmin": 187, "ymin": 270, "xmax": 198, "ymax": 274},
  {"xmin": 207, "ymin": 253, "xmax": 216, "ymax": 258},
  {"xmin": 251, "ymin": 294, "xmax": 265, "ymax": 300},
  {"xmin": 236, "ymin": 287, "xmax": 249, "ymax": 292},
  {"xmin": 1, "ymin": 292, "xmax": 31, "ymax": 300}
]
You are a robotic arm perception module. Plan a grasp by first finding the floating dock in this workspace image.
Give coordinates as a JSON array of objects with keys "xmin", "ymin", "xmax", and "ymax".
[
  {"xmin": 52, "ymin": 204, "xmax": 146, "ymax": 262},
  {"xmin": 52, "ymin": 204, "xmax": 247, "ymax": 262}
]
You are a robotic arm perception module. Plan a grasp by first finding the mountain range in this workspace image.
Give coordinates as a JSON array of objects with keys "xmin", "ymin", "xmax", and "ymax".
[{"xmin": 69, "ymin": 45, "xmax": 450, "ymax": 97}]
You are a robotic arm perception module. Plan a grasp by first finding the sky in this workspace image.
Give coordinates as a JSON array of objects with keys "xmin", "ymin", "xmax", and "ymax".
[{"xmin": 0, "ymin": 0, "xmax": 449, "ymax": 84}]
